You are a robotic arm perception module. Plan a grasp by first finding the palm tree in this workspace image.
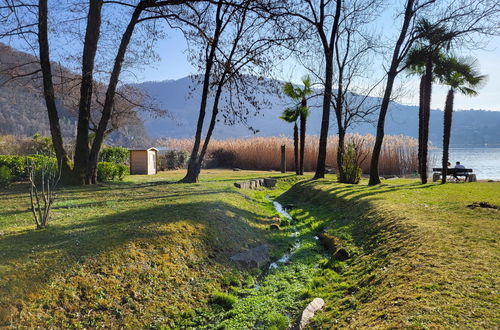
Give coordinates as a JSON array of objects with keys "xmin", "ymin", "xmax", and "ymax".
[
  {"xmin": 435, "ymin": 56, "xmax": 485, "ymax": 183},
  {"xmin": 280, "ymin": 107, "xmax": 300, "ymax": 174},
  {"xmin": 281, "ymin": 77, "xmax": 313, "ymax": 175},
  {"xmin": 405, "ymin": 19, "xmax": 455, "ymax": 184}
]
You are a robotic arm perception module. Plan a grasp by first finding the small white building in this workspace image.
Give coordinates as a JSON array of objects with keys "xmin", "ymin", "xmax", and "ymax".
[{"xmin": 129, "ymin": 147, "xmax": 158, "ymax": 175}]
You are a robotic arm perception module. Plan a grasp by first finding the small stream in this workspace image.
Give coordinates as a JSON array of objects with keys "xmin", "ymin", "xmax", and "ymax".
[{"xmin": 265, "ymin": 196, "xmax": 302, "ymax": 270}]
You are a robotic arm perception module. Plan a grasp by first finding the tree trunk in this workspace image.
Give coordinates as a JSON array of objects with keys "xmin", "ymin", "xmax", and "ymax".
[
  {"xmin": 299, "ymin": 109, "xmax": 306, "ymax": 175},
  {"xmin": 294, "ymin": 122, "xmax": 299, "ymax": 175},
  {"xmin": 314, "ymin": 0, "xmax": 342, "ymax": 179},
  {"xmin": 337, "ymin": 128, "xmax": 346, "ymax": 182},
  {"xmin": 417, "ymin": 74, "xmax": 425, "ymax": 176},
  {"xmin": 88, "ymin": 1, "xmax": 145, "ymax": 183},
  {"xmin": 181, "ymin": 0, "xmax": 223, "ymax": 184},
  {"xmin": 441, "ymin": 89, "xmax": 454, "ymax": 184},
  {"xmin": 420, "ymin": 60, "xmax": 433, "ymax": 184},
  {"xmin": 73, "ymin": 0, "xmax": 103, "ymax": 185},
  {"xmin": 369, "ymin": 0, "xmax": 415, "ymax": 186},
  {"xmin": 37, "ymin": 0, "xmax": 73, "ymax": 184}
]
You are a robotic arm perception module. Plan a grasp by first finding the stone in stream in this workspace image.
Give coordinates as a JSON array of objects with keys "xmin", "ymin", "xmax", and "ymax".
[
  {"xmin": 230, "ymin": 245, "xmax": 270, "ymax": 268},
  {"xmin": 298, "ymin": 298, "xmax": 325, "ymax": 329}
]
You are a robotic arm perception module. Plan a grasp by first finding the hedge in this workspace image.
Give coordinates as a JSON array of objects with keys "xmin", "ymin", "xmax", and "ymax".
[
  {"xmin": 99, "ymin": 147, "xmax": 129, "ymax": 164},
  {"xmin": 97, "ymin": 162, "xmax": 129, "ymax": 182},
  {"xmin": 0, "ymin": 155, "xmax": 56, "ymax": 181}
]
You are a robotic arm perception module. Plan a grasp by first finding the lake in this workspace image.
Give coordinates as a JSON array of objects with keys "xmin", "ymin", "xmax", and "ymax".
[{"xmin": 429, "ymin": 148, "xmax": 500, "ymax": 180}]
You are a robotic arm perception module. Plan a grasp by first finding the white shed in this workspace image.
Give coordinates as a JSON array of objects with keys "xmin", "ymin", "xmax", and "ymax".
[{"xmin": 129, "ymin": 147, "xmax": 158, "ymax": 175}]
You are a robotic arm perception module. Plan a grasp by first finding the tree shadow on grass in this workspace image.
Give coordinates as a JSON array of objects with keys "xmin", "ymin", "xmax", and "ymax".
[{"xmin": 0, "ymin": 197, "xmax": 276, "ymax": 315}]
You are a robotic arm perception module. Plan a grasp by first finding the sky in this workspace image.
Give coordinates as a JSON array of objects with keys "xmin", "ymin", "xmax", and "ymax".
[{"xmin": 135, "ymin": 7, "xmax": 500, "ymax": 112}]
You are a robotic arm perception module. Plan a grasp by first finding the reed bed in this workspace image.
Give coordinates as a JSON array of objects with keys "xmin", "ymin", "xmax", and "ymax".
[{"xmin": 158, "ymin": 134, "xmax": 418, "ymax": 175}]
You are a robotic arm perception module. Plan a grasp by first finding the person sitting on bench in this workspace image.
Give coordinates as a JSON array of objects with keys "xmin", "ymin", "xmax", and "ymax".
[{"xmin": 454, "ymin": 161, "xmax": 468, "ymax": 181}]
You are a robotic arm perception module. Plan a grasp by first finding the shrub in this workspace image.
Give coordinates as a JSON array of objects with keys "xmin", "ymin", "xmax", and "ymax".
[
  {"xmin": 0, "ymin": 155, "xmax": 56, "ymax": 182},
  {"xmin": 338, "ymin": 143, "xmax": 362, "ymax": 184},
  {"xmin": 209, "ymin": 292, "xmax": 238, "ymax": 310},
  {"xmin": 160, "ymin": 150, "xmax": 189, "ymax": 170},
  {"xmin": 97, "ymin": 162, "xmax": 129, "ymax": 182},
  {"xmin": 0, "ymin": 165, "xmax": 12, "ymax": 188},
  {"xmin": 208, "ymin": 148, "xmax": 237, "ymax": 168},
  {"xmin": 99, "ymin": 147, "xmax": 129, "ymax": 164},
  {"xmin": 30, "ymin": 133, "xmax": 55, "ymax": 156}
]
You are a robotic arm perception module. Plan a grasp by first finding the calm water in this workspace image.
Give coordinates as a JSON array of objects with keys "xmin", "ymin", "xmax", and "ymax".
[{"xmin": 430, "ymin": 148, "xmax": 500, "ymax": 180}]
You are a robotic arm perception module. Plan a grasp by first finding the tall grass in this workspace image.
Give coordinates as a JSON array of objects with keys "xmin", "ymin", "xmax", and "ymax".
[{"xmin": 158, "ymin": 134, "xmax": 418, "ymax": 175}]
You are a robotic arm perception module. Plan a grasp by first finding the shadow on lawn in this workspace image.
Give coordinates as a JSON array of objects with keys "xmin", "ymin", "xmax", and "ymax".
[
  {"xmin": 0, "ymin": 196, "xmax": 274, "ymax": 308},
  {"xmin": 277, "ymin": 179, "xmax": 421, "ymax": 253}
]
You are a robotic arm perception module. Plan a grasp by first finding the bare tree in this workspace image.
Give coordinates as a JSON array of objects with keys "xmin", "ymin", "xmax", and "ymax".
[
  {"xmin": 0, "ymin": 0, "xmax": 185, "ymax": 184},
  {"xmin": 329, "ymin": 0, "xmax": 382, "ymax": 182},
  {"xmin": 269, "ymin": 0, "xmax": 343, "ymax": 179},
  {"xmin": 158, "ymin": 0, "xmax": 286, "ymax": 183}
]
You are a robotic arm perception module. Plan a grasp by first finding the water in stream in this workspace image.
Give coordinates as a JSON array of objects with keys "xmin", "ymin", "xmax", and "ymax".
[{"xmin": 265, "ymin": 196, "xmax": 301, "ymax": 270}]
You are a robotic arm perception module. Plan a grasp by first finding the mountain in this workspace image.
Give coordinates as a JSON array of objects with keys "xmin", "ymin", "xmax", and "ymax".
[
  {"xmin": 0, "ymin": 43, "xmax": 150, "ymax": 147},
  {"xmin": 137, "ymin": 76, "xmax": 500, "ymax": 147}
]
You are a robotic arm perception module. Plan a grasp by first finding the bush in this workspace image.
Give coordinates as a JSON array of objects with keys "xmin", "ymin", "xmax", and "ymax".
[
  {"xmin": 30, "ymin": 133, "xmax": 55, "ymax": 156},
  {"xmin": 97, "ymin": 162, "xmax": 129, "ymax": 182},
  {"xmin": 209, "ymin": 292, "xmax": 238, "ymax": 310},
  {"xmin": 338, "ymin": 143, "xmax": 362, "ymax": 184},
  {"xmin": 160, "ymin": 150, "xmax": 189, "ymax": 170},
  {"xmin": 99, "ymin": 147, "xmax": 129, "ymax": 164},
  {"xmin": 208, "ymin": 148, "xmax": 237, "ymax": 168},
  {"xmin": 0, "ymin": 165, "xmax": 12, "ymax": 188},
  {"xmin": 0, "ymin": 155, "xmax": 56, "ymax": 182}
]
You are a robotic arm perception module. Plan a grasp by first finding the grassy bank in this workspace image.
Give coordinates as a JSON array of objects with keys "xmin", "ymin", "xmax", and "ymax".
[
  {"xmin": 0, "ymin": 170, "xmax": 498, "ymax": 328},
  {"xmin": 0, "ymin": 170, "xmax": 301, "ymax": 327},
  {"xmin": 278, "ymin": 178, "xmax": 500, "ymax": 328}
]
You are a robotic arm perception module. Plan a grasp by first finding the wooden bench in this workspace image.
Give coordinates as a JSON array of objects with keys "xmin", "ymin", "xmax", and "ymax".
[{"xmin": 432, "ymin": 168, "xmax": 476, "ymax": 182}]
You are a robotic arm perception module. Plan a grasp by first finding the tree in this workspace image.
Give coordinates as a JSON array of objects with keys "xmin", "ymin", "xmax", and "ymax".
[
  {"xmin": 405, "ymin": 19, "xmax": 454, "ymax": 184},
  {"xmin": 281, "ymin": 77, "xmax": 313, "ymax": 175},
  {"xmin": 165, "ymin": 0, "xmax": 285, "ymax": 183},
  {"xmin": 270, "ymin": 0, "xmax": 343, "ymax": 179},
  {"xmin": 329, "ymin": 0, "xmax": 381, "ymax": 183},
  {"xmin": 368, "ymin": 0, "xmax": 500, "ymax": 185},
  {"xmin": 1, "ymin": 0, "xmax": 183, "ymax": 184},
  {"xmin": 435, "ymin": 56, "xmax": 485, "ymax": 183}
]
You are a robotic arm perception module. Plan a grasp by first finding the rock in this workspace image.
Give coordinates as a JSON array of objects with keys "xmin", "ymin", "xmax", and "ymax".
[
  {"xmin": 333, "ymin": 248, "xmax": 350, "ymax": 261},
  {"xmin": 318, "ymin": 232, "xmax": 342, "ymax": 252},
  {"xmin": 233, "ymin": 168, "xmax": 241, "ymax": 171},
  {"xmin": 299, "ymin": 298, "xmax": 325, "ymax": 329},
  {"xmin": 264, "ymin": 178, "xmax": 277, "ymax": 188},
  {"xmin": 230, "ymin": 245, "xmax": 270, "ymax": 268},
  {"xmin": 270, "ymin": 224, "xmax": 280, "ymax": 230},
  {"xmin": 234, "ymin": 181, "xmax": 250, "ymax": 189}
]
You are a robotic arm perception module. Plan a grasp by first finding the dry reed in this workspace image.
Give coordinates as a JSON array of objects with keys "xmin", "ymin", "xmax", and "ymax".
[{"xmin": 158, "ymin": 134, "xmax": 418, "ymax": 175}]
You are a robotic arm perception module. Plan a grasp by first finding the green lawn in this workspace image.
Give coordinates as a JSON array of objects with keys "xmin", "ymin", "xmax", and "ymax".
[{"xmin": 0, "ymin": 170, "xmax": 498, "ymax": 328}]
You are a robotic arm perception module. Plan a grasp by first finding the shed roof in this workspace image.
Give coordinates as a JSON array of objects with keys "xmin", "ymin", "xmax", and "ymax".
[{"xmin": 128, "ymin": 147, "xmax": 159, "ymax": 152}]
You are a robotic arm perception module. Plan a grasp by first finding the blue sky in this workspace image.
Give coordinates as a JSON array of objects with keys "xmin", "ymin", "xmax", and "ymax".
[{"xmin": 135, "ymin": 15, "xmax": 500, "ymax": 112}]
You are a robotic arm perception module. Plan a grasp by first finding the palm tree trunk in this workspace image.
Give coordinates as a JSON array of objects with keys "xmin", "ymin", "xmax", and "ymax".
[
  {"xmin": 441, "ymin": 89, "xmax": 454, "ymax": 184},
  {"xmin": 299, "ymin": 111, "xmax": 306, "ymax": 175},
  {"xmin": 294, "ymin": 122, "xmax": 299, "ymax": 175},
  {"xmin": 418, "ymin": 74, "xmax": 425, "ymax": 176},
  {"xmin": 420, "ymin": 60, "xmax": 433, "ymax": 184}
]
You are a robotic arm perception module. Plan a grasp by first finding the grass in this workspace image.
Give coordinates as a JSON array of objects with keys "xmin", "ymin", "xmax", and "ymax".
[
  {"xmin": 0, "ymin": 170, "xmax": 297, "ymax": 327},
  {"xmin": 277, "ymin": 178, "xmax": 500, "ymax": 328},
  {"xmin": 0, "ymin": 169, "xmax": 498, "ymax": 328}
]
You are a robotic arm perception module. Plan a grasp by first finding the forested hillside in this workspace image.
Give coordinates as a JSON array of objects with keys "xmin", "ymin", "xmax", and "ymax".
[{"xmin": 0, "ymin": 44, "xmax": 149, "ymax": 147}]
